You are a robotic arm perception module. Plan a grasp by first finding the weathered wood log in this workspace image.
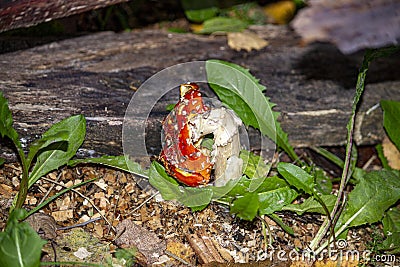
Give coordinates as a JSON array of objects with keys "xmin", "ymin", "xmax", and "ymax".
[
  {"xmin": 1, "ymin": 25, "xmax": 399, "ymax": 161},
  {"xmin": 0, "ymin": 0, "xmax": 131, "ymax": 33}
]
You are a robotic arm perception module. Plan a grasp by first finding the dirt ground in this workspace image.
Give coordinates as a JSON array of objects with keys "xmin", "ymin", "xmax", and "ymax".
[{"xmin": 0, "ymin": 146, "xmax": 385, "ymax": 266}]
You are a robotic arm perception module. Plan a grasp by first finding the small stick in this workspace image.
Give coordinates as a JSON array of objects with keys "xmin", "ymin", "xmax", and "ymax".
[{"xmin": 41, "ymin": 176, "xmax": 115, "ymax": 232}]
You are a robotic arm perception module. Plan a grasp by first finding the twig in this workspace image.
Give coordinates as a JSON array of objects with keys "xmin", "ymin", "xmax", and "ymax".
[
  {"xmin": 57, "ymin": 217, "xmax": 101, "ymax": 231},
  {"xmin": 38, "ymin": 171, "xmax": 63, "ymax": 206},
  {"xmin": 362, "ymin": 155, "xmax": 377, "ymax": 170},
  {"xmin": 41, "ymin": 176, "xmax": 115, "ymax": 232},
  {"xmin": 164, "ymin": 250, "xmax": 194, "ymax": 266},
  {"xmin": 127, "ymin": 191, "xmax": 159, "ymax": 216}
]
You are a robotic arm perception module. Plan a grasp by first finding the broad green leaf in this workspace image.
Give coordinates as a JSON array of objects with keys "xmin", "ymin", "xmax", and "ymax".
[
  {"xmin": 258, "ymin": 187, "xmax": 298, "ymax": 215},
  {"xmin": 240, "ymin": 150, "xmax": 271, "ymax": 192},
  {"xmin": 185, "ymin": 7, "xmax": 219, "ymax": 23},
  {"xmin": 0, "ymin": 158, "xmax": 4, "ymax": 166},
  {"xmin": 206, "ymin": 60, "xmax": 297, "ymax": 161},
  {"xmin": 230, "ymin": 193, "xmax": 259, "ymax": 220},
  {"xmin": 149, "ymin": 161, "xmax": 180, "ymax": 201},
  {"xmin": 149, "ymin": 162, "xmax": 213, "ymax": 207},
  {"xmin": 282, "ymin": 194, "xmax": 337, "ymax": 215},
  {"xmin": 28, "ymin": 115, "xmax": 86, "ymax": 188},
  {"xmin": 277, "ymin": 162, "xmax": 313, "ymax": 194},
  {"xmin": 224, "ymin": 175, "xmax": 288, "ymax": 198},
  {"xmin": 26, "ymin": 132, "xmax": 69, "ymax": 166},
  {"xmin": 197, "ymin": 17, "xmax": 249, "ymax": 34},
  {"xmin": 178, "ymin": 187, "xmax": 213, "ymax": 208},
  {"xmin": 313, "ymin": 168, "xmax": 332, "ymax": 195},
  {"xmin": 0, "ymin": 209, "xmax": 46, "ymax": 267},
  {"xmin": 379, "ymin": 207, "xmax": 400, "ymax": 253},
  {"xmin": 68, "ymin": 155, "xmax": 149, "ymax": 177},
  {"xmin": 0, "ymin": 91, "xmax": 23, "ymax": 159},
  {"xmin": 381, "ymin": 100, "xmax": 400, "ymax": 150},
  {"xmin": 240, "ymin": 150, "xmax": 270, "ymax": 178},
  {"xmin": 336, "ymin": 169, "xmax": 400, "ymax": 230}
]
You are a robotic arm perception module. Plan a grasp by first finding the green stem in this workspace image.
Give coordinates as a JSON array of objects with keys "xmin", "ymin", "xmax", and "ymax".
[
  {"xmin": 309, "ymin": 49, "xmax": 372, "ymax": 251},
  {"xmin": 14, "ymin": 148, "xmax": 29, "ymax": 211},
  {"xmin": 309, "ymin": 46, "xmax": 399, "ymax": 252}
]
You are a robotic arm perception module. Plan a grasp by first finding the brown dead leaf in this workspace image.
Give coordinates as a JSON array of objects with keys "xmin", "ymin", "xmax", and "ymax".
[
  {"xmin": 227, "ymin": 31, "xmax": 268, "ymax": 52},
  {"xmin": 383, "ymin": 135, "xmax": 400, "ymax": 170}
]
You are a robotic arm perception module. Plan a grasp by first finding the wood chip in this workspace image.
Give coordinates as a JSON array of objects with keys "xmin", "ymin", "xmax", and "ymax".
[
  {"xmin": 52, "ymin": 209, "xmax": 74, "ymax": 222},
  {"xmin": 186, "ymin": 232, "xmax": 228, "ymax": 264}
]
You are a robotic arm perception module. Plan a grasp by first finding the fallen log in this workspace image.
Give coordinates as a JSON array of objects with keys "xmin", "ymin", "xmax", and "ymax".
[{"xmin": 1, "ymin": 25, "xmax": 399, "ymax": 161}]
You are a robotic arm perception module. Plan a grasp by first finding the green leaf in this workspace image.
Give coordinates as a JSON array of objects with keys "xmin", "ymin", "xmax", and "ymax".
[
  {"xmin": 240, "ymin": 150, "xmax": 270, "ymax": 179},
  {"xmin": 28, "ymin": 115, "xmax": 86, "ymax": 189},
  {"xmin": 224, "ymin": 176, "xmax": 288, "ymax": 198},
  {"xmin": 230, "ymin": 193, "xmax": 259, "ymax": 220},
  {"xmin": 277, "ymin": 162, "xmax": 313, "ymax": 194},
  {"xmin": 0, "ymin": 91, "xmax": 24, "ymax": 161},
  {"xmin": 267, "ymin": 213, "xmax": 294, "ymax": 235},
  {"xmin": 69, "ymin": 155, "xmax": 149, "ymax": 177},
  {"xmin": 379, "ymin": 207, "xmax": 400, "ymax": 253},
  {"xmin": 149, "ymin": 161, "xmax": 180, "ymax": 201},
  {"xmin": 26, "ymin": 132, "xmax": 69, "ymax": 166},
  {"xmin": 165, "ymin": 103, "xmax": 175, "ymax": 111},
  {"xmin": 375, "ymin": 143, "xmax": 391, "ymax": 170},
  {"xmin": 149, "ymin": 161, "xmax": 213, "ymax": 207},
  {"xmin": 185, "ymin": 7, "xmax": 219, "ymax": 23},
  {"xmin": 336, "ymin": 169, "xmax": 400, "ymax": 230},
  {"xmin": 197, "ymin": 17, "xmax": 249, "ymax": 34},
  {"xmin": 178, "ymin": 187, "xmax": 213, "ymax": 208},
  {"xmin": 282, "ymin": 194, "xmax": 337, "ymax": 215},
  {"xmin": 240, "ymin": 150, "xmax": 271, "ymax": 192},
  {"xmin": 381, "ymin": 100, "xmax": 400, "ymax": 150},
  {"xmin": 258, "ymin": 187, "xmax": 298, "ymax": 215},
  {"xmin": 224, "ymin": 2, "xmax": 266, "ymax": 25},
  {"xmin": 0, "ymin": 209, "xmax": 46, "ymax": 267},
  {"xmin": 0, "ymin": 158, "xmax": 4, "ymax": 166},
  {"xmin": 313, "ymin": 168, "xmax": 333, "ymax": 195},
  {"xmin": 206, "ymin": 60, "xmax": 297, "ymax": 161}
]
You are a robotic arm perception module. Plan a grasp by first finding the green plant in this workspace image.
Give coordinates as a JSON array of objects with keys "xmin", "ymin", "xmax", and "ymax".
[
  {"xmin": 180, "ymin": 1, "xmax": 266, "ymax": 34},
  {"xmin": 147, "ymin": 52, "xmax": 400, "ymax": 257},
  {"xmin": 0, "ymin": 94, "xmax": 117, "ymax": 266}
]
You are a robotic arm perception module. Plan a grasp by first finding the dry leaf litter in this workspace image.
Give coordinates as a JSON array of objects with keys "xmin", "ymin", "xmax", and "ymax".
[{"xmin": 0, "ymin": 162, "xmax": 381, "ymax": 266}]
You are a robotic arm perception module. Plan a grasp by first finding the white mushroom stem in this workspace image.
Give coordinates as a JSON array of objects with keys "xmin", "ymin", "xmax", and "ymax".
[{"xmin": 189, "ymin": 107, "xmax": 243, "ymax": 186}]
